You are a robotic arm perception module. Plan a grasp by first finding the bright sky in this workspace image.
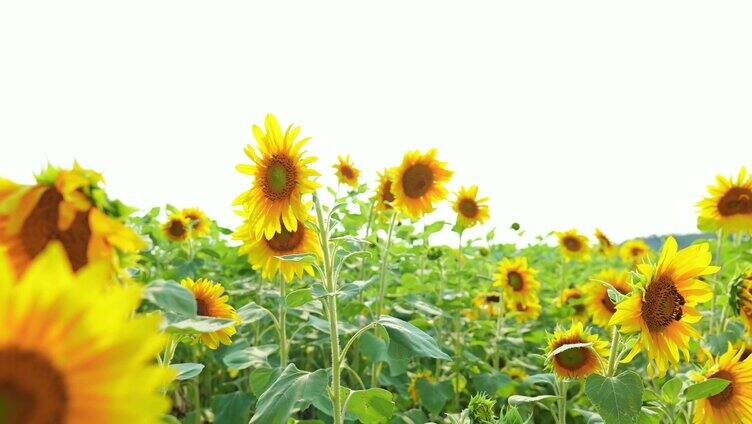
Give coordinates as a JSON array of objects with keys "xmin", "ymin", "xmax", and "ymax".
[{"xmin": 1, "ymin": 1, "xmax": 751, "ymax": 245}]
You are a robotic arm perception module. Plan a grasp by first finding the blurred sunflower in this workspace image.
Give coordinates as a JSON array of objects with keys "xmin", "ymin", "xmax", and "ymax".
[
  {"xmin": 610, "ymin": 237, "xmax": 718, "ymax": 376},
  {"xmin": 181, "ymin": 278, "xmax": 239, "ymax": 349},
  {"xmin": 594, "ymin": 228, "xmax": 616, "ymax": 257},
  {"xmin": 452, "ymin": 185, "xmax": 490, "ymax": 229},
  {"xmin": 162, "ymin": 212, "xmax": 190, "ymax": 242},
  {"xmin": 733, "ymin": 339, "xmax": 752, "ymax": 362},
  {"xmin": 235, "ymin": 215, "xmax": 321, "ymax": 282},
  {"xmin": 583, "ymin": 269, "xmax": 631, "ymax": 327},
  {"xmin": 697, "ymin": 167, "xmax": 752, "ymax": 234},
  {"xmin": 472, "ymin": 291, "xmax": 503, "ymax": 317},
  {"xmin": 182, "ymin": 207, "xmax": 211, "ymax": 237},
  {"xmin": 731, "ymin": 271, "xmax": 752, "ymax": 335},
  {"xmin": 546, "ymin": 322, "xmax": 608, "ymax": 379},
  {"xmin": 0, "ymin": 243, "xmax": 173, "ymax": 423},
  {"xmin": 390, "ymin": 149, "xmax": 452, "ymax": 219},
  {"xmin": 503, "ymin": 367, "xmax": 528, "ymax": 381},
  {"xmin": 493, "ymin": 257, "xmax": 539, "ymax": 307},
  {"xmin": 559, "ymin": 288, "xmax": 588, "ymax": 322},
  {"xmin": 234, "ymin": 114, "xmax": 320, "ymax": 240},
  {"xmin": 506, "ymin": 299, "xmax": 541, "ymax": 323},
  {"xmin": 619, "ymin": 239, "xmax": 651, "ymax": 264},
  {"xmin": 557, "ymin": 229, "xmax": 590, "ymax": 261},
  {"xmin": 333, "ymin": 155, "xmax": 360, "ymax": 188},
  {"xmin": 374, "ymin": 170, "xmax": 396, "ymax": 211},
  {"xmin": 0, "ymin": 164, "xmax": 144, "ymax": 276},
  {"xmin": 407, "ymin": 370, "xmax": 436, "ymax": 404},
  {"xmin": 691, "ymin": 344, "xmax": 752, "ymax": 424}
]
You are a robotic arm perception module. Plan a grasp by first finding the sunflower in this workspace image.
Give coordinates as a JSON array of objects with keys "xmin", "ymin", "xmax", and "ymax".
[
  {"xmin": 452, "ymin": 185, "xmax": 490, "ymax": 229},
  {"xmin": 506, "ymin": 299, "xmax": 541, "ymax": 323},
  {"xmin": 732, "ymin": 271, "xmax": 752, "ymax": 335},
  {"xmin": 472, "ymin": 291, "xmax": 503, "ymax": 317},
  {"xmin": 557, "ymin": 229, "xmax": 590, "ymax": 261},
  {"xmin": 0, "ymin": 164, "xmax": 144, "ymax": 277},
  {"xmin": 333, "ymin": 155, "xmax": 360, "ymax": 188},
  {"xmin": 691, "ymin": 344, "xmax": 752, "ymax": 424},
  {"xmin": 180, "ymin": 278, "xmax": 239, "ymax": 349},
  {"xmin": 619, "ymin": 239, "xmax": 651, "ymax": 264},
  {"xmin": 390, "ymin": 149, "xmax": 453, "ymax": 219},
  {"xmin": 697, "ymin": 167, "xmax": 752, "ymax": 234},
  {"xmin": 234, "ymin": 114, "xmax": 320, "ymax": 240},
  {"xmin": 235, "ymin": 215, "xmax": 322, "ymax": 282},
  {"xmin": 407, "ymin": 370, "xmax": 436, "ymax": 404},
  {"xmin": 503, "ymin": 367, "xmax": 528, "ymax": 381},
  {"xmin": 584, "ymin": 269, "xmax": 632, "ymax": 327},
  {"xmin": 594, "ymin": 228, "xmax": 617, "ymax": 257},
  {"xmin": 559, "ymin": 288, "xmax": 589, "ymax": 322},
  {"xmin": 162, "ymin": 212, "xmax": 190, "ymax": 242},
  {"xmin": 374, "ymin": 170, "xmax": 396, "ymax": 211},
  {"xmin": 610, "ymin": 237, "xmax": 718, "ymax": 376},
  {"xmin": 0, "ymin": 243, "xmax": 173, "ymax": 423},
  {"xmin": 181, "ymin": 207, "xmax": 211, "ymax": 237},
  {"xmin": 546, "ymin": 322, "xmax": 608, "ymax": 379},
  {"xmin": 493, "ymin": 257, "xmax": 540, "ymax": 307}
]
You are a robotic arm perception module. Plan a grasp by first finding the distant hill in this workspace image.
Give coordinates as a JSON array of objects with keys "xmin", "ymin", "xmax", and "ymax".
[{"xmin": 639, "ymin": 233, "xmax": 714, "ymax": 250}]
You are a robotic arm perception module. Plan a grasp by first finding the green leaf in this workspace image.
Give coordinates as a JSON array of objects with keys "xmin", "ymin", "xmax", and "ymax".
[
  {"xmin": 378, "ymin": 316, "xmax": 450, "ymax": 360},
  {"xmin": 585, "ymin": 371, "xmax": 643, "ymax": 424},
  {"xmin": 274, "ymin": 253, "xmax": 317, "ymax": 263},
  {"xmin": 416, "ymin": 379, "xmax": 453, "ymax": 414},
  {"xmin": 545, "ymin": 342, "xmax": 593, "ymax": 360},
  {"xmin": 171, "ymin": 363, "xmax": 204, "ymax": 380},
  {"xmin": 212, "ymin": 391, "xmax": 252, "ymax": 424},
  {"xmin": 249, "ymin": 364, "xmax": 328, "ymax": 424},
  {"xmin": 286, "ymin": 288, "xmax": 314, "ymax": 307},
  {"xmin": 223, "ymin": 345, "xmax": 278, "ymax": 370},
  {"xmin": 422, "ymin": 221, "xmax": 446, "ymax": 236},
  {"xmin": 346, "ymin": 388, "xmax": 396, "ymax": 423},
  {"xmin": 249, "ymin": 367, "xmax": 282, "ymax": 398},
  {"xmin": 237, "ymin": 302, "xmax": 272, "ymax": 324},
  {"xmin": 143, "ymin": 280, "xmax": 196, "ymax": 316},
  {"xmin": 660, "ymin": 377, "xmax": 683, "ymax": 404},
  {"xmin": 165, "ymin": 317, "xmax": 236, "ymax": 334},
  {"xmin": 507, "ymin": 395, "xmax": 558, "ymax": 406},
  {"xmin": 683, "ymin": 378, "xmax": 730, "ymax": 401}
]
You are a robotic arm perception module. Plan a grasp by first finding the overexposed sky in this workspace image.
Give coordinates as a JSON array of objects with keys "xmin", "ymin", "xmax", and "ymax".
[{"xmin": 1, "ymin": 1, "xmax": 751, "ymax": 245}]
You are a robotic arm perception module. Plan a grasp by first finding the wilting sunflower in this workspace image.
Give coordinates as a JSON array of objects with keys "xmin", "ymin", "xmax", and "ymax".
[
  {"xmin": 181, "ymin": 278, "xmax": 239, "ymax": 349},
  {"xmin": 493, "ymin": 257, "xmax": 540, "ymax": 307},
  {"xmin": 610, "ymin": 237, "xmax": 718, "ymax": 376},
  {"xmin": 559, "ymin": 288, "xmax": 589, "ymax": 322},
  {"xmin": 390, "ymin": 149, "xmax": 453, "ymax": 219},
  {"xmin": 594, "ymin": 228, "xmax": 617, "ymax": 257},
  {"xmin": 584, "ymin": 269, "xmax": 632, "ymax": 327},
  {"xmin": 619, "ymin": 239, "xmax": 651, "ymax": 264},
  {"xmin": 407, "ymin": 370, "xmax": 436, "ymax": 404},
  {"xmin": 234, "ymin": 114, "xmax": 320, "ymax": 240},
  {"xmin": 506, "ymin": 299, "xmax": 541, "ymax": 323},
  {"xmin": 333, "ymin": 155, "xmax": 360, "ymax": 188},
  {"xmin": 235, "ymin": 215, "xmax": 322, "ymax": 282},
  {"xmin": 546, "ymin": 322, "xmax": 608, "ymax": 379},
  {"xmin": 557, "ymin": 229, "xmax": 590, "ymax": 261},
  {"xmin": 472, "ymin": 291, "xmax": 503, "ymax": 317},
  {"xmin": 0, "ymin": 243, "xmax": 173, "ymax": 423},
  {"xmin": 374, "ymin": 170, "xmax": 396, "ymax": 211},
  {"xmin": 691, "ymin": 344, "xmax": 752, "ymax": 424},
  {"xmin": 162, "ymin": 212, "xmax": 190, "ymax": 242},
  {"xmin": 0, "ymin": 164, "xmax": 144, "ymax": 276},
  {"xmin": 731, "ymin": 271, "xmax": 752, "ymax": 335},
  {"xmin": 697, "ymin": 167, "xmax": 752, "ymax": 234},
  {"xmin": 452, "ymin": 185, "xmax": 490, "ymax": 229},
  {"xmin": 182, "ymin": 207, "xmax": 211, "ymax": 237}
]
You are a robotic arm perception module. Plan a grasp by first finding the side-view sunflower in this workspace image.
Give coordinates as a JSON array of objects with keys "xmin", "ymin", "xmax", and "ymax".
[
  {"xmin": 557, "ymin": 229, "xmax": 590, "ymax": 261},
  {"xmin": 390, "ymin": 149, "xmax": 453, "ymax": 219},
  {"xmin": 0, "ymin": 243, "xmax": 173, "ymax": 423},
  {"xmin": 452, "ymin": 185, "xmax": 490, "ymax": 229},
  {"xmin": 697, "ymin": 166, "xmax": 752, "ymax": 234},
  {"xmin": 374, "ymin": 170, "xmax": 396, "ymax": 211},
  {"xmin": 506, "ymin": 299, "xmax": 541, "ymax": 323},
  {"xmin": 0, "ymin": 164, "xmax": 144, "ymax": 276},
  {"xmin": 619, "ymin": 239, "xmax": 651, "ymax": 264},
  {"xmin": 182, "ymin": 207, "xmax": 211, "ymax": 237},
  {"xmin": 162, "ymin": 212, "xmax": 191, "ymax": 242},
  {"xmin": 181, "ymin": 278, "xmax": 239, "ymax": 349},
  {"xmin": 691, "ymin": 344, "xmax": 752, "ymax": 424},
  {"xmin": 234, "ymin": 114, "xmax": 320, "ymax": 239},
  {"xmin": 546, "ymin": 322, "xmax": 608, "ymax": 379},
  {"xmin": 730, "ymin": 271, "xmax": 752, "ymax": 335},
  {"xmin": 472, "ymin": 291, "xmax": 503, "ymax": 317},
  {"xmin": 610, "ymin": 237, "xmax": 718, "ymax": 376},
  {"xmin": 235, "ymin": 215, "xmax": 322, "ymax": 282},
  {"xmin": 559, "ymin": 288, "xmax": 588, "ymax": 322},
  {"xmin": 333, "ymin": 155, "xmax": 360, "ymax": 188},
  {"xmin": 594, "ymin": 228, "xmax": 617, "ymax": 257},
  {"xmin": 584, "ymin": 269, "xmax": 632, "ymax": 327},
  {"xmin": 493, "ymin": 257, "xmax": 540, "ymax": 307}
]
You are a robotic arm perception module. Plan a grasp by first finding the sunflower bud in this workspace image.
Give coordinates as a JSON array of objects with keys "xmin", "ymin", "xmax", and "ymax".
[
  {"xmin": 510, "ymin": 222, "xmax": 520, "ymax": 231},
  {"xmin": 468, "ymin": 392, "xmax": 496, "ymax": 424},
  {"xmin": 479, "ymin": 247, "xmax": 490, "ymax": 257},
  {"xmin": 427, "ymin": 247, "xmax": 443, "ymax": 260}
]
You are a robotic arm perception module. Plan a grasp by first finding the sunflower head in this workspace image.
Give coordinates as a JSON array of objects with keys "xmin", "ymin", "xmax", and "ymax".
[
  {"xmin": 472, "ymin": 291, "xmax": 503, "ymax": 317},
  {"xmin": 556, "ymin": 229, "xmax": 590, "ymax": 261},
  {"xmin": 181, "ymin": 207, "xmax": 211, "ymax": 237},
  {"xmin": 584, "ymin": 269, "xmax": 632, "ymax": 328},
  {"xmin": 452, "ymin": 185, "xmax": 490, "ymax": 230},
  {"xmin": 730, "ymin": 271, "xmax": 752, "ymax": 335},
  {"xmin": 374, "ymin": 169, "xmax": 396, "ymax": 211},
  {"xmin": 619, "ymin": 239, "xmax": 651, "ymax": 264},
  {"xmin": 390, "ymin": 149, "xmax": 453, "ymax": 219},
  {"xmin": 559, "ymin": 288, "xmax": 589, "ymax": 322},
  {"xmin": 234, "ymin": 114, "xmax": 320, "ymax": 239},
  {"xmin": 546, "ymin": 322, "xmax": 608, "ymax": 379},
  {"xmin": 0, "ymin": 243, "xmax": 173, "ymax": 423},
  {"xmin": 503, "ymin": 366, "xmax": 529, "ymax": 381},
  {"xmin": 506, "ymin": 299, "xmax": 541, "ymax": 323},
  {"xmin": 181, "ymin": 278, "xmax": 239, "ymax": 349},
  {"xmin": 162, "ymin": 212, "xmax": 191, "ymax": 242},
  {"xmin": 493, "ymin": 257, "xmax": 539, "ymax": 307},
  {"xmin": 333, "ymin": 155, "xmax": 360, "ymax": 188},
  {"xmin": 610, "ymin": 237, "xmax": 718, "ymax": 376},
  {"xmin": 698, "ymin": 167, "xmax": 752, "ymax": 234},
  {"xmin": 594, "ymin": 228, "xmax": 616, "ymax": 257},
  {"xmin": 691, "ymin": 344, "xmax": 752, "ymax": 424}
]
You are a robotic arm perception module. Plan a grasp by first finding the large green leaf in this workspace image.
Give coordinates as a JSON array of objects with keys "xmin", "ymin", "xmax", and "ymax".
[
  {"xmin": 165, "ymin": 316, "xmax": 236, "ymax": 334},
  {"xmin": 346, "ymin": 388, "xmax": 395, "ymax": 424},
  {"xmin": 378, "ymin": 316, "xmax": 450, "ymax": 360},
  {"xmin": 286, "ymin": 288, "xmax": 314, "ymax": 307},
  {"xmin": 683, "ymin": 378, "xmax": 730, "ymax": 401},
  {"xmin": 249, "ymin": 364, "xmax": 328, "ymax": 424},
  {"xmin": 585, "ymin": 371, "xmax": 643, "ymax": 424},
  {"xmin": 236, "ymin": 302, "xmax": 272, "ymax": 325},
  {"xmin": 249, "ymin": 367, "xmax": 282, "ymax": 398},
  {"xmin": 170, "ymin": 363, "xmax": 204, "ymax": 380},
  {"xmin": 212, "ymin": 391, "xmax": 252, "ymax": 424},
  {"xmin": 222, "ymin": 345, "xmax": 278, "ymax": 370},
  {"xmin": 143, "ymin": 280, "xmax": 196, "ymax": 316},
  {"xmin": 416, "ymin": 379, "xmax": 453, "ymax": 414}
]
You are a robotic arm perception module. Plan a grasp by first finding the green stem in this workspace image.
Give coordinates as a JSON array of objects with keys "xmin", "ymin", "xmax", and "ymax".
[
  {"xmin": 375, "ymin": 212, "xmax": 399, "ymax": 318},
  {"xmin": 557, "ymin": 378, "xmax": 568, "ymax": 424},
  {"xmin": 710, "ymin": 229, "xmax": 724, "ymax": 333},
  {"xmin": 493, "ymin": 294, "xmax": 505, "ymax": 370},
  {"xmin": 606, "ymin": 325, "xmax": 621, "ymax": 376},
  {"xmin": 278, "ymin": 274, "xmax": 288, "ymax": 368},
  {"xmin": 192, "ymin": 378, "xmax": 201, "ymax": 424},
  {"xmin": 452, "ymin": 231, "xmax": 464, "ymax": 410}
]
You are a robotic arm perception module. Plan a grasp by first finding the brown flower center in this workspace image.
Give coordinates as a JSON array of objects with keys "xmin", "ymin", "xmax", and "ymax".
[
  {"xmin": 262, "ymin": 155, "xmax": 297, "ymax": 201},
  {"xmin": 380, "ymin": 180, "xmax": 395, "ymax": 205},
  {"xmin": 631, "ymin": 247, "xmax": 643, "ymax": 257},
  {"xmin": 563, "ymin": 236, "xmax": 582, "ymax": 252},
  {"xmin": 597, "ymin": 235, "xmax": 612, "ymax": 248},
  {"xmin": 195, "ymin": 296, "xmax": 211, "ymax": 317},
  {"xmin": 556, "ymin": 346, "xmax": 587, "ymax": 370},
  {"xmin": 642, "ymin": 275, "xmax": 685, "ymax": 331},
  {"xmin": 718, "ymin": 187, "xmax": 752, "ymax": 217},
  {"xmin": 508, "ymin": 271, "xmax": 524, "ymax": 291},
  {"xmin": 168, "ymin": 220, "xmax": 187, "ymax": 239},
  {"xmin": 708, "ymin": 370, "xmax": 735, "ymax": 407},
  {"xmin": 401, "ymin": 164, "xmax": 434, "ymax": 198},
  {"xmin": 485, "ymin": 294, "xmax": 501, "ymax": 303},
  {"xmin": 339, "ymin": 165, "xmax": 355, "ymax": 180},
  {"xmin": 0, "ymin": 348, "xmax": 68, "ymax": 424},
  {"xmin": 265, "ymin": 226, "xmax": 305, "ymax": 253},
  {"xmin": 458, "ymin": 198, "xmax": 479, "ymax": 218},
  {"xmin": 601, "ymin": 285, "xmax": 628, "ymax": 313}
]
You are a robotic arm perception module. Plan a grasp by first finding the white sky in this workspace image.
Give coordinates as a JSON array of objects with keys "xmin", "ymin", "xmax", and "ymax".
[{"xmin": 1, "ymin": 1, "xmax": 751, "ymax": 245}]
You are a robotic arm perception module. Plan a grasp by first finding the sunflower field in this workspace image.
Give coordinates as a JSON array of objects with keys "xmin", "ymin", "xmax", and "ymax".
[{"xmin": 2, "ymin": 114, "xmax": 752, "ymax": 424}]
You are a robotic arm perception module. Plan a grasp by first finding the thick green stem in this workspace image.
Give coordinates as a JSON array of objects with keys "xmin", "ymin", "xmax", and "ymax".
[
  {"xmin": 375, "ymin": 212, "xmax": 399, "ymax": 318},
  {"xmin": 192, "ymin": 379, "xmax": 201, "ymax": 424},
  {"xmin": 278, "ymin": 274, "xmax": 288, "ymax": 368},
  {"xmin": 606, "ymin": 325, "xmax": 621, "ymax": 376},
  {"xmin": 452, "ymin": 231, "xmax": 464, "ymax": 410},
  {"xmin": 557, "ymin": 379, "xmax": 568, "ymax": 424},
  {"xmin": 710, "ymin": 230, "xmax": 724, "ymax": 333},
  {"xmin": 492, "ymin": 294, "xmax": 505, "ymax": 370}
]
